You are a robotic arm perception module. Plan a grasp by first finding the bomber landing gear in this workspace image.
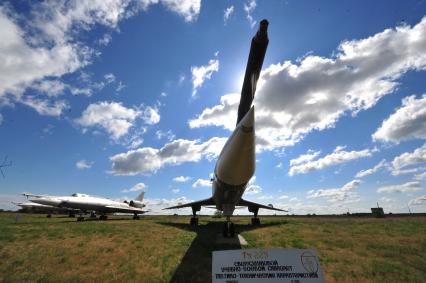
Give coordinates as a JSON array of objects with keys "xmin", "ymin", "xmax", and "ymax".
[
  {"xmin": 249, "ymin": 206, "xmax": 261, "ymax": 225},
  {"xmin": 223, "ymin": 216, "xmax": 235, "ymax": 238},
  {"xmin": 90, "ymin": 212, "xmax": 97, "ymax": 219},
  {"xmin": 99, "ymin": 214, "xmax": 108, "ymax": 220},
  {"xmin": 46, "ymin": 214, "xmax": 52, "ymax": 218},
  {"xmin": 190, "ymin": 217, "xmax": 198, "ymax": 226},
  {"xmin": 77, "ymin": 216, "xmax": 84, "ymax": 221},
  {"xmin": 133, "ymin": 214, "xmax": 140, "ymax": 220},
  {"xmin": 68, "ymin": 212, "xmax": 75, "ymax": 218},
  {"xmin": 189, "ymin": 205, "xmax": 200, "ymax": 226}
]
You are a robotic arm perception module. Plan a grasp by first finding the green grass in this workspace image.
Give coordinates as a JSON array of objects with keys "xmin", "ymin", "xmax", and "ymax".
[{"xmin": 0, "ymin": 213, "xmax": 425, "ymax": 282}]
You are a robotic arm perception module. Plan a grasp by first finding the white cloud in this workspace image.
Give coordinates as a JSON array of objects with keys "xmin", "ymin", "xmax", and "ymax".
[
  {"xmin": 156, "ymin": 130, "xmax": 175, "ymax": 141},
  {"xmin": 355, "ymin": 159, "xmax": 387, "ymax": 178},
  {"xmin": 109, "ymin": 137, "xmax": 227, "ymax": 175},
  {"xmin": 0, "ymin": 113, "xmax": 3, "ymax": 125},
  {"xmin": 290, "ymin": 150, "xmax": 321, "ymax": 166},
  {"xmin": 0, "ymin": 1, "xmax": 201, "ymax": 117},
  {"xmin": 173, "ymin": 176, "xmax": 191, "ymax": 183},
  {"xmin": 76, "ymin": 159, "xmax": 93, "ymax": 170},
  {"xmin": 191, "ymin": 56, "xmax": 219, "ymax": 96},
  {"xmin": 104, "ymin": 73, "xmax": 116, "ymax": 84},
  {"xmin": 373, "ymin": 95, "xmax": 426, "ymax": 143},
  {"xmin": 224, "ymin": 5, "xmax": 234, "ymax": 25},
  {"xmin": 409, "ymin": 195, "xmax": 426, "ymax": 205},
  {"xmin": 415, "ymin": 171, "xmax": 426, "ymax": 180},
  {"xmin": 143, "ymin": 196, "xmax": 193, "ymax": 215},
  {"xmin": 390, "ymin": 143, "xmax": 426, "ymax": 175},
  {"xmin": 172, "ymin": 188, "xmax": 180, "ymax": 194},
  {"xmin": 189, "ymin": 17, "xmax": 426, "ymax": 151},
  {"xmin": 122, "ymin": 182, "xmax": 147, "ymax": 193},
  {"xmin": 98, "ymin": 33, "xmax": 112, "ymax": 46},
  {"xmin": 289, "ymin": 146, "xmax": 373, "ymax": 176},
  {"xmin": 279, "ymin": 195, "xmax": 289, "ymax": 199},
  {"xmin": 75, "ymin": 101, "xmax": 141, "ymax": 140},
  {"xmin": 307, "ymin": 179, "xmax": 362, "ymax": 203},
  {"xmin": 377, "ymin": 181, "xmax": 422, "ymax": 193},
  {"xmin": 244, "ymin": 0, "xmax": 257, "ymax": 28},
  {"xmin": 245, "ymin": 184, "xmax": 262, "ymax": 195},
  {"xmin": 192, "ymin": 178, "xmax": 211, "ymax": 188},
  {"xmin": 141, "ymin": 106, "xmax": 160, "ymax": 125}
]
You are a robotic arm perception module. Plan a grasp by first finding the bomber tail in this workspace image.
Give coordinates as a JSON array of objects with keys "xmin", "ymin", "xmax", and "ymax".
[
  {"xmin": 236, "ymin": 19, "xmax": 269, "ymax": 125},
  {"xmin": 135, "ymin": 192, "xmax": 145, "ymax": 202}
]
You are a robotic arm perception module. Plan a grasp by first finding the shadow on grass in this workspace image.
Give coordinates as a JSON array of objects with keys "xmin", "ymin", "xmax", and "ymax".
[{"xmin": 158, "ymin": 220, "xmax": 286, "ymax": 283}]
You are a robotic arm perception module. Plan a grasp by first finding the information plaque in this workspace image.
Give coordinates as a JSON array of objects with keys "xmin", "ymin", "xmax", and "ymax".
[{"xmin": 212, "ymin": 248, "xmax": 325, "ymax": 283}]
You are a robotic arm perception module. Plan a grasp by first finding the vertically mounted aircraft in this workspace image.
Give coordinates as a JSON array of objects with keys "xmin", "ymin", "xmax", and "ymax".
[{"xmin": 165, "ymin": 20, "xmax": 287, "ymax": 236}]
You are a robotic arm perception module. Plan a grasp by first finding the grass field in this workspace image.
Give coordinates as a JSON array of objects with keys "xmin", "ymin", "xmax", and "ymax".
[{"xmin": 0, "ymin": 213, "xmax": 425, "ymax": 282}]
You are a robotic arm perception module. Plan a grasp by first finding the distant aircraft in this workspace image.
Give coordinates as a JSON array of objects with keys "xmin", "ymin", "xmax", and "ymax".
[
  {"xmin": 23, "ymin": 192, "xmax": 147, "ymax": 221},
  {"xmin": 164, "ymin": 20, "xmax": 287, "ymax": 237},
  {"xmin": 12, "ymin": 202, "xmax": 78, "ymax": 218}
]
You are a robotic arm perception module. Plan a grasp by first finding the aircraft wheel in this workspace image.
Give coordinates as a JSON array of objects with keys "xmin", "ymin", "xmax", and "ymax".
[
  {"xmin": 133, "ymin": 215, "xmax": 140, "ymax": 220},
  {"xmin": 46, "ymin": 214, "xmax": 52, "ymax": 218},
  {"xmin": 190, "ymin": 217, "xmax": 198, "ymax": 226},
  {"xmin": 230, "ymin": 222, "xmax": 235, "ymax": 237},
  {"xmin": 223, "ymin": 222, "xmax": 228, "ymax": 237},
  {"xmin": 251, "ymin": 217, "xmax": 260, "ymax": 225},
  {"xmin": 77, "ymin": 216, "xmax": 84, "ymax": 222}
]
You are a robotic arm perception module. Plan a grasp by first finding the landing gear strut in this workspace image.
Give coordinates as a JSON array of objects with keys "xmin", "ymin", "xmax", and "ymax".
[
  {"xmin": 68, "ymin": 212, "xmax": 75, "ymax": 218},
  {"xmin": 46, "ymin": 214, "xmax": 52, "ymax": 218},
  {"xmin": 189, "ymin": 206, "xmax": 200, "ymax": 226},
  {"xmin": 223, "ymin": 216, "xmax": 235, "ymax": 238},
  {"xmin": 133, "ymin": 214, "xmax": 140, "ymax": 220},
  {"xmin": 249, "ymin": 206, "xmax": 261, "ymax": 225},
  {"xmin": 99, "ymin": 214, "xmax": 108, "ymax": 220},
  {"xmin": 77, "ymin": 216, "xmax": 84, "ymax": 221},
  {"xmin": 90, "ymin": 212, "xmax": 97, "ymax": 219}
]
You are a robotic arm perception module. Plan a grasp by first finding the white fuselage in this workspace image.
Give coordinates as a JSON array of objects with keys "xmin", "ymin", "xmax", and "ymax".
[
  {"xmin": 30, "ymin": 194, "xmax": 133, "ymax": 213},
  {"xmin": 212, "ymin": 107, "xmax": 255, "ymax": 216}
]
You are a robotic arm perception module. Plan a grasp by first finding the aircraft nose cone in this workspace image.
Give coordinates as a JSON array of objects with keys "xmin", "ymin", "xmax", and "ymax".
[{"xmin": 238, "ymin": 106, "xmax": 254, "ymax": 129}]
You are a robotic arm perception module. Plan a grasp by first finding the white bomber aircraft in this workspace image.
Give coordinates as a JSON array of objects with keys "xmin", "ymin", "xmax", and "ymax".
[
  {"xmin": 12, "ymin": 202, "xmax": 79, "ymax": 218},
  {"xmin": 164, "ymin": 20, "xmax": 287, "ymax": 237},
  {"xmin": 24, "ymin": 192, "xmax": 146, "ymax": 221}
]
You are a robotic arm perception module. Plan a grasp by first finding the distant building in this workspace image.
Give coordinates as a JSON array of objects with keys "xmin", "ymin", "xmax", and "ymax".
[{"xmin": 371, "ymin": 207, "xmax": 385, "ymax": 218}]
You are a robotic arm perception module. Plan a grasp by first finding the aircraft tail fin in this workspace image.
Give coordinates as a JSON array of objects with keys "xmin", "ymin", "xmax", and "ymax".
[
  {"xmin": 135, "ymin": 192, "xmax": 145, "ymax": 202},
  {"xmin": 236, "ymin": 19, "xmax": 269, "ymax": 125}
]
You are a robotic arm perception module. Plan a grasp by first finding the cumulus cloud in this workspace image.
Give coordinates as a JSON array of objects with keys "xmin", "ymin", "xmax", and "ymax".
[
  {"xmin": 245, "ymin": 184, "xmax": 262, "ymax": 194},
  {"xmin": 244, "ymin": 0, "xmax": 257, "ymax": 28},
  {"xmin": 373, "ymin": 95, "xmax": 426, "ymax": 143},
  {"xmin": 289, "ymin": 146, "xmax": 373, "ymax": 176},
  {"xmin": 172, "ymin": 188, "xmax": 180, "ymax": 194},
  {"xmin": 192, "ymin": 178, "xmax": 211, "ymax": 188},
  {"xmin": 191, "ymin": 55, "xmax": 219, "ymax": 96},
  {"xmin": 173, "ymin": 176, "xmax": 191, "ymax": 182},
  {"xmin": 141, "ymin": 106, "xmax": 160, "ymax": 125},
  {"xmin": 122, "ymin": 182, "xmax": 147, "ymax": 193},
  {"xmin": 144, "ymin": 196, "xmax": 193, "ymax": 215},
  {"xmin": 390, "ymin": 143, "xmax": 426, "ymax": 175},
  {"xmin": 355, "ymin": 159, "xmax": 387, "ymax": 178},
  {"xmin": 109, "ymin": 137, "xmax": 227, "ymax": 175},
  {"xmin": 189, "ymin": 17, "xmax": 426, "ymax": 151},
  {"xmin": 307, "ymin": 179, "xmax": 362, "ymax": 203},
  {"xmin": 223, "ymin": 5, "xmax": 234, "ymax": 25},
  {"xmin": 377, "ymin": 181, "xmax": 422, "ymax": 193},
  {"xmin": 75, "ymin": 101, "xmax": 141, "ymax": 140},
  {"xmin": 156, "ymin": 130, "xmax": 175, "ymax": 141},
  {"xmin": 289, "ymin": 150, "xmax": 321, "ymax": 166},
  {"xmin": 0, "ymin": 1, "xmax": 201, "ymax": 117},
  {"xmin": 76, "ymin": 159, "xmax": 93, "ymax": 169},
  {"xmin": 415, "ymin": 171, "xmax": 426, "ymax": 180},
  {"xmin": 409, "ymin": 195, "xmax": 426, "ymax": 205}
]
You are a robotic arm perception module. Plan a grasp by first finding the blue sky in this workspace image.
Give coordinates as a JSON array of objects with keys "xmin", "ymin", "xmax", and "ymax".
[{"xmin": 1, "ymin": 0, "xmax": 426, "ymax": 214}]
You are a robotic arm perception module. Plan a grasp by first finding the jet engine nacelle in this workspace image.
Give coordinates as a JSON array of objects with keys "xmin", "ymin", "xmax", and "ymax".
[{"xmin": 129, "ymin": 200, "xmax": 145, "ymax": 208}]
